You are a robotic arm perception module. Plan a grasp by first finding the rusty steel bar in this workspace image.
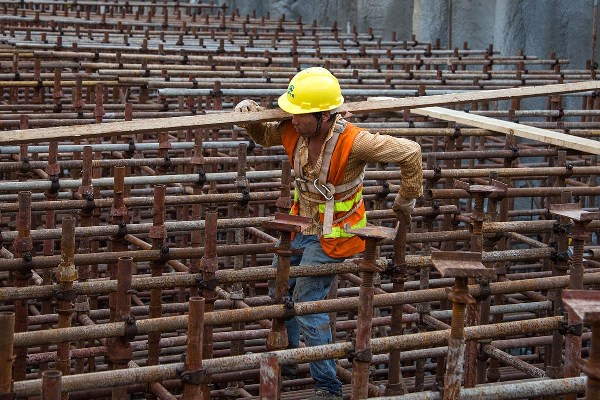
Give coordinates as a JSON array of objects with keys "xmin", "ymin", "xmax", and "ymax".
[
  {"xmin": 199, "ymin": 210, "xmax": 218, "ymax": 399},
  {"xmin": 0, "ymin": 206, "xmax": 454, "ymax": 242},
  {"xmin": 12, "ymin": 316, "xmax": 563, "ymax": 397},
  {"xmin": 585, "ymin": 320, "xmax": 600, "ymax": 400},
  {"xmin": 182, "ymin": 296, "xmax": 205, "ymax": 400},
  {"xmin": 368, "ymin": 377, "xmax": 586, "ymax": 399},
  {"xmin": 41, "ymin": 370, "xmax": 62, "ymax": 400},
  {"xmin": 258, "ymin": 353, "xmax": 280, "ymax": 400},
  {"xmin": 2, "ymin": 165, "xmax": 600, "ymax": 194},
  {"xmin": 0, "ymin": 247, "xmax": 590, "ymax": 305},
  {"xmin": 109, "ymin": 256, "xmax": 134, "ymax": 400},
  {"xmin": 0, "ymin": 235, "xmax": 565, "ymax": 273},
  {"xmin": 350, "ymin": 232, "xmax": 385, "ymax": 399},
  {"xmin": 13, "ymin": 272, "xmax": 600, "ymax": 349},
  {"xmin": 444, "ymin": 276, "xmax": 472, "ymax": 400},
  {"xmin": 0, "ymin": 312, "xmax": 15, "ymax": 396},
  {"xmin": 55, "ymin": 216, "xmax": 77, "ymax": 378},
  {"xmin": 12, "ymin": 191, "xmax": 32, "ymax": 381},
  {"xmin": 481, "ymin": 344, "xmax": 547, "ymax": 378},
  {"xmin": 386, "ymin": 218, "xmax": 408, "ymax": 396},
  {"xmin": 148, "ymin": 185, "xmax": 167, "ymax": 368}
]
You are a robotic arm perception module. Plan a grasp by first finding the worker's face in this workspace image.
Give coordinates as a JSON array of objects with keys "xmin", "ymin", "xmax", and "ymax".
[
  {"xmin": 290, "ymin": 113, "xmax": 318, "ymax": 138},
  {"xmin": 290, "ymin": 112, "xmax": 331, "ymax": 138}
]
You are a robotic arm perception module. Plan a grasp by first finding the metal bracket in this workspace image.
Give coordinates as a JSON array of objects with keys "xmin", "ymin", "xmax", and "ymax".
[
  {"xmin": 347, "ymin": 346, "xmax": 373, "ymax": 363},
  {"xmin": 550, "ymin": 250, "xmax": 569, "ymax": 263},
  {"xmin": 53, "ymin": 288, "xmax": 78, "ymax": 302},
  {"xmin": 162, "ymin": 155, "xmax": 172, "ymax": 169},
  {"xmin": 385, "ymin": 261, "xmax": 407, "ymax": 280},
  {"xmin": 477, "ymin": 278, "xmax": 491, "ymax": 300},
  {"xmin": 239, "ymin": 188, "xmax": 251, "ymax": 207},
  {"xmin": 123, "ymin": 315, "xmax": 138, "ymax": 341},
  {"xmin": 20, "ymin": 156, "xmax": 31, "ymax": 174},
  {"xmin": 374, "ymin": 180, "xmax": 390, "ymax": 200},
  {"xmin": 432, "ymin": 165, "xmax": 442, "ymax": 181},
  {"xmin": 179, "ymin": 368, "xmax": 207, "ymax": 385},
  {"xmin": 558, "ymin": 320, "xmax": 583, "ymax": 336},
  {"xmin": 282, "ymin": 297, "xmax": 295, "ymax": 320},
  {"xmin": 115, "ymin": 221, "xmax": 127, "ymax": 240},
  {"xmin": 197, "ymin": 170, "xmax": 207, "ymax": 187},
  {"xmin": 82, "ymin": 193, "xmax": 95, "ymax": 213},
  {"xmin": 158, "ymin": 245, "xmax": 170, "ymax": 262},
  {"xmin": 196, "ymin": 277, "xmax": 219, "ymax": 291},
  {"xmin": 552, "ymin": 222, "xmax": 571, "ymax": 235},
  {"xmin": 124, "ymin": 140, "xmax": 136, "ymax": 158}
]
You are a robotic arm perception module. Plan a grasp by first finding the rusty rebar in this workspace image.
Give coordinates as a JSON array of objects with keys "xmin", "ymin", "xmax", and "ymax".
[
  {"xmin": 182, "ymin": 296, "xmax": 205, "ymax": 400},
  {"xmin": 0, "ymin": 312, "xmax": 15, "ymax": 396},
  {"xmin": 41, "ymin": 370, "xmax": 62, "ymax": 400}
]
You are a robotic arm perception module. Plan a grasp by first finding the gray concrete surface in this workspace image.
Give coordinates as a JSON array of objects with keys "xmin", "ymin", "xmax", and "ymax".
[{"xmin": 224, "ymin": 0, "xmax": 598, "ymax": 70}]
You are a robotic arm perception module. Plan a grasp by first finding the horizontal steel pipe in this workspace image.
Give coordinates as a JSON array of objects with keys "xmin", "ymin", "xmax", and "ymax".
[
  {"xmin": 0, "ymin": 245, "xmax": 563, "ymax": 298},
  {"xmin": 12, "ymin": 317, "xmax": 562, "ymax": 397},
  {"xmin": 12, "ymin": 273, "xmax": 600, "ymax": 348}
]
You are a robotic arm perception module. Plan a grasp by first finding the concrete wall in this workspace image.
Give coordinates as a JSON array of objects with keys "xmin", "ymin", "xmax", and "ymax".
[{"xmin": 223, "ymin": 0, "xmax": 599, "ymax": 69}]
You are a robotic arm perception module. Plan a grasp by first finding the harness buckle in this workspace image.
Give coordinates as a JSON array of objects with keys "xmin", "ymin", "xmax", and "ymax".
[
  {"xmin": 313, "ymin": 179, "xmax": 334, "ymax": 200},
  {"xmin": 295, "ymin": 177, "xmax": 310, "ymax": 192}
]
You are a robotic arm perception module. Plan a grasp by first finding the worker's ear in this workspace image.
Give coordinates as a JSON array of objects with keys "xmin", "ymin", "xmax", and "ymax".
[{"xmin": 322, "ymin": 111, "xmax": 332, "ymax": 122}]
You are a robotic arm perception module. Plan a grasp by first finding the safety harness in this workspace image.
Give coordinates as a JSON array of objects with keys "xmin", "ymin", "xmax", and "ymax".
[{"xmin": 292, "ymin": 118, "xmax": 365, "ymax": 235}]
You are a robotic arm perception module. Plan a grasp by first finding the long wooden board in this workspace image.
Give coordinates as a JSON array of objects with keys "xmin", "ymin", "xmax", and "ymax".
[
  {"xmin": 412, "ymin": 107, "xmax": 600, "ymax": 155},
  {"xmin": 1, "ymin": 80, "xmax": 600, "ymax": 145}
]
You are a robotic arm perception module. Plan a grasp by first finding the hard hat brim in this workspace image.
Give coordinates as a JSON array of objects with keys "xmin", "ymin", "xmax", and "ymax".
[{"xmin": 278, "ymin": 92, "xmax": 343, "ymax": 115}]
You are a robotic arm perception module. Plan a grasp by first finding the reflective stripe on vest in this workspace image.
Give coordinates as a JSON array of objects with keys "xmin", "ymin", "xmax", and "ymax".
[
  {"xmin": 322, "ymin": 212, "xmax": 367, "ymax": 238},
  {"xmin": 317, "ymin": 189, "xmax": 363, "ymax": 213}
]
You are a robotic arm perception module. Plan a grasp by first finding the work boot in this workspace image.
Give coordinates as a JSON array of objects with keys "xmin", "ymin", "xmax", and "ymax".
[{"xmin": 309, "ymin": 389, "xmax": 343, "ymax": 400}]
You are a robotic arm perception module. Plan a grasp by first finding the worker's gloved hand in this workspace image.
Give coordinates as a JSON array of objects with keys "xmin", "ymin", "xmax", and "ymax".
[
  {"xmin": 234, "ymin": 99, "xmax": 263, "ymax": 113},
  {"xmin": 393, "ymin": 194, "xmax": 416, "ymax": 225}
]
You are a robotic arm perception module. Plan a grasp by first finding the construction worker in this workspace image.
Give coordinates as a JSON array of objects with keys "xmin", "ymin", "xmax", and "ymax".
[{"xmin": 234, "ymin": 67, "xmax": 423, "ymax": 400}]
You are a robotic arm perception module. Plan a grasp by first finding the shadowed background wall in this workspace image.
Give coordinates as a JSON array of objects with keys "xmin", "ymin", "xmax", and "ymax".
[{"xmin": 223, "ymin": 0, "xmax": 598, "ymax": 69}]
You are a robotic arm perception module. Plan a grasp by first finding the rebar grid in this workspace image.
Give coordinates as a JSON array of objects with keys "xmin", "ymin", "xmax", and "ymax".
[{"xmin": 0, "ymin": 2, "xmax": 599, "ymax": 400}]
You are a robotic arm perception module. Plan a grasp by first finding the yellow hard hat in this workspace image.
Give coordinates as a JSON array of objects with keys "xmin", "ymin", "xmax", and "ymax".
[{"xmin": 278, "ymin": 67, "xmax": 344, "ymax": 114}]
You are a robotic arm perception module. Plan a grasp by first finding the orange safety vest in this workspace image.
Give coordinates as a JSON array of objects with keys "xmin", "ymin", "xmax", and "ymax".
[{"xmin": 281, "ymin": 118, "xmax": 367, "ymax": 258}]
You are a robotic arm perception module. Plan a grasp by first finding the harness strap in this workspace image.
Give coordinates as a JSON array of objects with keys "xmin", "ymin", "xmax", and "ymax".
[
  {"xmin": 291, "ymin": 117, "xmax": 364, "ymax": 235},
  {"xmin": 318, "ymin": 118, "xmax": 346, "ymax": 186},
  {"xmin": 298, "ymin": 186, "xmax": 364, "ymax": 233}
]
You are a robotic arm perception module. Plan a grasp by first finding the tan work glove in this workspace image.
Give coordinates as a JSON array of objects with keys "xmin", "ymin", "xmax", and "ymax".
[
  {"xmin": 234, "ymin": 99, "xmax": 264, "ymax": 113},
  {"xmin": 393, "ymin": 194, "xmax": 416, "ymax": 225}
]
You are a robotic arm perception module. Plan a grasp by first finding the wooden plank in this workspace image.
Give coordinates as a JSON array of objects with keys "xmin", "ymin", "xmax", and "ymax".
[
  {"xmin": 411, "ymin": 106, "xmax": 600, "ymax": 155},
  {"xmin": 1, "ymin": 80, "xmax": 599, "ymax": 145}
]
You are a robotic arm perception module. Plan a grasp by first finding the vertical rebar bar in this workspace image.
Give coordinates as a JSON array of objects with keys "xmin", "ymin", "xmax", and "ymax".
[
  {"xmin": 183, "ymin": 296, "xmax": 205, "ymax": 400},
  {"xmin": 148, "ymin": 185, "xmax": 166, "ymax": 368},
  {"xmin": 351, "ymin": 237, "xmax": 378, "ymax": 399},
  {"xmin": 444, "ymin": 277, "xmax": 472, "ymax": 400},
  {"xmin": 110, "ymin": 256, "xmax": 134, "ymax": 400},
  {"xmin": 585, "ymin": 321, "xmax": 600, "ymax": 400},
  {"xmin": 200, "ymin": 211, "xmax": 218, "ymax": 399},
  {"xmin": 259, "ymin": 353, "xmax": 280, "ymax": 400},
  {"xmin": 386, "ymin": 219, "xmax": 408, "ymax": 395},
  {"xmin": 42, "ymin": 370, "xmax": 62, "ymax": 400},
  {"xmin": 55, "ymin": 216, "xmax": 77, "ymax": 381},
  {"xmin": 0, "ymin": 312, "xmax": 15, "ymax": 396},
  {"xmin": 13, "ymin": 191, "xmax": 32, "ymax": 381}
]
